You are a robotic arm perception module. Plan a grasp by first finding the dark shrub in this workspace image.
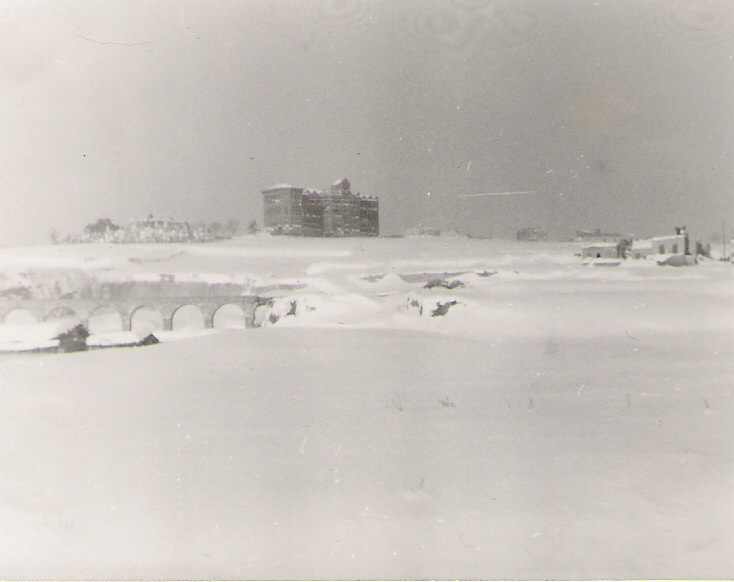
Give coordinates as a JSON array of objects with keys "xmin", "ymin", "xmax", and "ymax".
[
  {"xmin": 139, "ymin": 333, "xmax": 160, "ymax": 346},
  {"xmin": 431, "ymin": 301, "xmax": 460, "ymax": 317},
  {"xmin": 55, "ymin": 324, "xmax": 89, "ymax": 353},
  {"xmin": 424, "ymin": 279, "xmax": 464, "ymax": 290}
]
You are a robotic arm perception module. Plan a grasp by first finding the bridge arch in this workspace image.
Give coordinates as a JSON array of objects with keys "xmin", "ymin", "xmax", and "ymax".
[
  {"xmin": 3, "ymin": 308, "xmax": 38, "ymax": 325},
  {"xmin": 130, "ymin": 305, "xmax": 164, "ymax": 337},
  {"xmin": 171, "ymin": 304, "xmax": 205, "ymax": 331},
  {"xmin": 212, "ymin": 303, "xmax": 247, "ymax": 329},
  {"xmin": 88, "ymin": 305, "xmax": 124, "ymax": 334}
]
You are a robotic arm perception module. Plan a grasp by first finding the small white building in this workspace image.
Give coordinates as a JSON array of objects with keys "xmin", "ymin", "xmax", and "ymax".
[
  {"xmin": 582, "ymin": 242, "xmax": 619, "ymax": 259},
  {"xmin": 631, "ymin": 235, "xmax": 686, "ymax": 259},
  {"xmin": 651, "ymin": 234, "xmax": 686, "ymax": 255},
  {"xmin": 630, "ymin": 239, "xmax": 653, "ymax": 259}
]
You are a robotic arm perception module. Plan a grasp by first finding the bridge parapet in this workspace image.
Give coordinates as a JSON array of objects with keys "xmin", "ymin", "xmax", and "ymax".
[{"xmin": 0, "ymin": 295, "xmax": 266, "ymax": 331}]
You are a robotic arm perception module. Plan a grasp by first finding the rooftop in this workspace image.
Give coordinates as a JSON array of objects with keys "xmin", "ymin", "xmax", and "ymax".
[
  {"xmin": 263, "ymin": 184, "xmax": 298, "ymax": 192},
  {"xmin": 651, "ymin": 234, "xmax": 684, "ymax": 241},
  {"xmin": 582, "ymin": 242, "xmax": 618, "ymax": 248}
]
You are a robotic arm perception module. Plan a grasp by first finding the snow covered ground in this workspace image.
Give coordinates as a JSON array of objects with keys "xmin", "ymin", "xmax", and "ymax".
[{"xmin": 0, "ymin": 236, "xmax": 732, "ymax": 579}]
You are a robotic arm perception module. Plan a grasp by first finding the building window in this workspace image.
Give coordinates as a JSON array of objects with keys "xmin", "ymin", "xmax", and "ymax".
[
  {"xmin": 672, "ymin": 244, "xmax": 678, "ymax": 253},
  {"xmin": 659, "ymin": 244, "xmax": 665, "ymax": 254}
]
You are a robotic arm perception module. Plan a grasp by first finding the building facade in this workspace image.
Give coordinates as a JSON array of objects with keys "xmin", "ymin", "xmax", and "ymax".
[
  {"xmin": 630, "ymin": 227, "xmax": 690, "ymax": 259},
  {"xmin": 262, "ymin": 178, "xmax": 378, "ymax": 237},
  {"xmin": 262, "ymin": 185, "xmax": 305, "ymax": 235},
  {"xmin": 582, "ymin": 242, "xmax": 620, "ymax": 259}
]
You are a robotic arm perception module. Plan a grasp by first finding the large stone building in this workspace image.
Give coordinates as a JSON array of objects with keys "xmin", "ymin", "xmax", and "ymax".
[{"xmin": 262, "ymin": 178, "xmax": 378, "ymax": 237}]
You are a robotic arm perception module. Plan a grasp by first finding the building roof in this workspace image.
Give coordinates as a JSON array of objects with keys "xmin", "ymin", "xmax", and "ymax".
[
  {"xmin": 651, "ymin": 234, "xmax": 684, "ymax": 242},
  {"xmin": 582, "ymin": 242, "xmax": 618, "ymax": 249},
  {"xmin": 263, "ymin": 183, "xmax": 298, "ymax": 191},
  {"xmin": 263, "ymin": 178, "xmax": 375, "ymax": 198}
]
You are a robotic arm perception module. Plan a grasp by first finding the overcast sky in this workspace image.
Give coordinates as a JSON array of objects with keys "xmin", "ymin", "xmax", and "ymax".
[{"xmin": 1, "ymin": 0, "xmax": 732, "ymax": 244}]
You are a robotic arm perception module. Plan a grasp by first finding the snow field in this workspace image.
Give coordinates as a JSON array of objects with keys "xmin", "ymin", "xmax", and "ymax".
[
  {"xmin": 0, "ymin": 328, "xmax": 730, "ymax": 579},
  {"xmin": 0, "ymin": 236, "xmax": 732, "ymax": 578}
]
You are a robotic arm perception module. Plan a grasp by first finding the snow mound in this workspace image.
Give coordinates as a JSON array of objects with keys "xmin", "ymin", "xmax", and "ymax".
[
  {"xmin": 86, "ymin": 332, "xmax": 145, "ymax": 347},
  {"xmin": 0, "ymin": 320, "xmax": 76, "ymax": 344}
]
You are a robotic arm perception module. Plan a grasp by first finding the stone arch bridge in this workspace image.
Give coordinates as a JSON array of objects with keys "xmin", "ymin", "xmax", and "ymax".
[{"xmin": 0, "ymin": 295, "xmax": 270, "ymax": 331}]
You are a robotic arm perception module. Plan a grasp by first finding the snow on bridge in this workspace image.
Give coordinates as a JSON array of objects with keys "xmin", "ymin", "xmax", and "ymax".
[{"xmin": 0, "ymin": 295, "xmax": 267, "ymax": 331}]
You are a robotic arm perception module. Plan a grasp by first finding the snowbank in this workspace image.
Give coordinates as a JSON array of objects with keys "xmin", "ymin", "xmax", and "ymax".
[
  {"xmin": 86, "ymin": 332, "xmax": 145, "ymax": 348},
  {"xmin": 0, "ymin": 320, "xmax": 77, "ymax": 352}
]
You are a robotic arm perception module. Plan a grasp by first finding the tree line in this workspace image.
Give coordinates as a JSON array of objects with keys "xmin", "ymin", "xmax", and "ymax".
[{"xmin": 50, "ymin": 216, "xmax": 260, "ymax": 244}]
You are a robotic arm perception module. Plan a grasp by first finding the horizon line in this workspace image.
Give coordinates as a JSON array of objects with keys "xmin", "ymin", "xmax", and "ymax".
[{"xmin": 458, "ymin": 191, "xmax": 538, "ymax": 198}]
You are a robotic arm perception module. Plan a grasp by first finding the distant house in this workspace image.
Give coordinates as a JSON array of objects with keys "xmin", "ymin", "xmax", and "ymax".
[
  {"xmin": 582, "ymin": 242, "xmax": 620, "ymax": 259},
  {"xmin": 630, "ymin": 239, "xmax": 654, "ymax": 259},
  {"xmin": 517, "ymin": 227, "xmax": 547, "ymax": 242},
  {"xmin": 629, "ymin": 226, "xmax": 707, "ymax": 264},
  {"xmin": 652, "ymin": 234, "xmax": 686, "ymax": 255},
  {"xmin": 631, "ymin": 226, "xmax": 689, "ymax": 258},
  {"xmin": 262, "ymin": 178, "xmax": 378, "ymax": 237}
]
